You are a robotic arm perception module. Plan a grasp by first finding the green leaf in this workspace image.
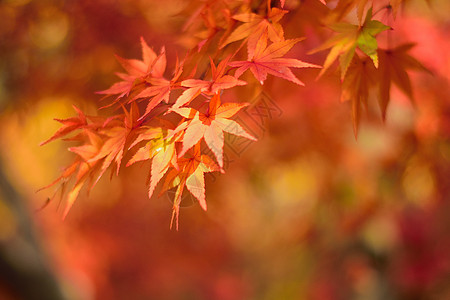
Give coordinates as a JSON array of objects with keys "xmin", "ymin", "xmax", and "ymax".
[{"xmin": 311, "ymin": 8, "xmax": 390, "ymax": 80}]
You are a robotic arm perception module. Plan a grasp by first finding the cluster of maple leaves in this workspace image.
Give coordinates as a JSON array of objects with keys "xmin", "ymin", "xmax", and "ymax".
[{"xmin": 42, "ymin": 0, "xmax": 428, "ymax": 228}]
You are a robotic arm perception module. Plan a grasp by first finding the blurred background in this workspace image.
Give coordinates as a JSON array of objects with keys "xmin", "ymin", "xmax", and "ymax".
[{"xmin": 0, "ymin": 0, "xmax": 449, "ymax": 299}]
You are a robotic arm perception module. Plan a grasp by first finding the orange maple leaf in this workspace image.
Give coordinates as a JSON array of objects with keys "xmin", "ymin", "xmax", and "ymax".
[
  {"xmin": 40, "ymin": 105, "xmax": 87, "ymax": 146},
  {"xmin": 171, "ymin": 92, "xmax": 256, "ymax": 168},
  {"xmin": 87, "ymin": 103, "xmax": 140, "ymax": 180},
  {"xmin": 229, "ymin": 34, "xmax": 320, "ymax": 85},
  {"xmin": 131, "ymin": 55, "xmax": 184, "ymax": 119},
  {"xmin": 127, "ymin": 127, "xmax": 178, "ymax": 199},
  {"xmin": 171, "ymin": 56, "xmax": 247, "ymax": 110},
  {"xmin": 221, "ymin": 6, "xmax": 287, "ymax": 58},
  {"xmin": 182, "ymin": 56, "xmax": 247, "ymax": 95},
  {"xmin": 159, "ymin": 143, "xmax": 219, "ymax": 230},
  {"xmin": 40, "ymin": 104, "xmax": 140, "ymax": 218},
  {"xmin": 97, "ymin": 37, "xmax": 165, "ymax": 100}
]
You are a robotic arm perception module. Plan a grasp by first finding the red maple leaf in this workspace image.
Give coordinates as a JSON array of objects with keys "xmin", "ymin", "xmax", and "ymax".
[
  {"xmin": 40, "ymin": 104, "xmax": 141, "ymax": 218},
  {"xmin": 131, "ymin": 54, "xmax": 184, "ymax": 119},
  {"xmin": 40, "ymin": 105, "xmax": 87, "ymax": 146},
  {"xmin": 97, "ymin": 37, "xmax": 165, "ymax": 100},
  {"xmin": 171, "ymin": 56, "xmax": 246, "ymax": 109},
  {"xmin": 229, "ymin": 33, "xmax": 320, "ymax": 85},
  {"xmin": 221, "ymin": 6, "xmax": 287, "ymax": 59},
  {"xmin": 378, "ymin": 43, "xmax": 429, "ymax": 120}
]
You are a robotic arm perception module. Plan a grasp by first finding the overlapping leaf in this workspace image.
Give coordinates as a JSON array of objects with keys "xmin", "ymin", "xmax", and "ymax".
[
  {"xmin": 41, "ymin": 104, "xmax": 140, "ymax": 218},
  {"xmin": 171, "ymin": 92, "xmax": 256, "ymax": 168},
  {"xmin": 172, "ymin": 56, "xmax": 246, "ymax": 109},
  {"xmin": 182, "ymin": 56, "xmax": 246, "ymax": 95},
  {"xmin": 97, "ymin": 37, "xmax": 165, "ymax": 101},
  {"xmin": 229, "ymin": 34, "xmax": 320, "ymax": 85},
  {"xmin": 131, "ymin": 53, "xmax": 184, "ymax": 119},
  {"xmin": 221, "ymin": 6, "xmax": 287, "ymax": 58},
  {"xmin": 159, "ymin": 144, "xmax": 219, "ymax": 230},
  {"xmin": 127, "ymin": 127, "xmax": 178, "ymax": 199},
  {"xmin": 311, "ymin": 8, "xmax": 389, "ymax": 79},
  {"xmin": 39, "ymin": 0, "xmax": 430, "ymax": 229}
]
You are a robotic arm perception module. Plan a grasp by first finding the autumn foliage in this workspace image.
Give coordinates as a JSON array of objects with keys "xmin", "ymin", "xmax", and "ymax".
[
  {"xmin": 41, "ymin": 0, "xmax": 430, "ymax": 228},
  {"xmin": 1, "ymin": 0, "xmax": 450, "ymax": 299}
]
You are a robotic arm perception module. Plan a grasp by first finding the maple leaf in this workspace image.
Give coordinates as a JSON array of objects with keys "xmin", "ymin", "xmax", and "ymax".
[
  {"xmin": 340, "ymin": 55, "xmax": 376, "ymax": 137},
  {"xmin": 158, "ymin": 143, "xmax": 219, "ymax": 230},
  {"xmin": 182, "ymin": 56, "xmax": 247, "ymax": 95},
  {"xmin": 40, "ymin": 105, "xmax": 87, "ymax": 146},
  {"xmin": 229, "ymin": 34, "xmax": 320, "ymax": 85},
  {"xmin": 131, "ymin": 54, "xmax": 183, "ymax": 119},
  {"xmin": 127, "ymin": 127, "xmax": 178, "ymax": 199},
  {"xmin": 41, "ymin": 104, "xmax": 140, "ymax": 218},
  {"xmin": 40, "ymin": 105, "xmax": 124, "ymax": 150},
  {"xmin": 378, "ymin": 43, "xmax": 429, "ymax": 120},
  {"xmin": 87, "ymin": 127, "xmax": 128, "ymax": 181},
  {"xmin": 170, "ymin": 92, "xmax": 256, "ymax": 168},
  {"xmin": 310, "ymin": 8, "xmax": 390, "ymax": 79},
  {"xmin": 50, "ymin": 130, "xmax": 105, "ymax": 219},
  {"xmin": 97, "ymin": 37, "xmax": 165, "ymax": 100},
  {"xmin": 172, "ymin": 56, "xmax": 246, "ymax": 109},
  {"xmin": 188, "ymin": 3, "xmax": 234, "ymax": 51},
  {"xmin": 37, "ymin": 158, "xmax": 84, "ymax": 218},
  {"xmin": 88, "ymin": 103, "xmax": 140, "ymax": 180},
  {"xmin": 221, "ymin": 6, "xmax": 287, "ymax": 58}
]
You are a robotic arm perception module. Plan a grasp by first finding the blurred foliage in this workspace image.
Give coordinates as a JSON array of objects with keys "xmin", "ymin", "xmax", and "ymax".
[{"xmin": 0, "ymin": 0, "xmax": 449, "ymax": 299}]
